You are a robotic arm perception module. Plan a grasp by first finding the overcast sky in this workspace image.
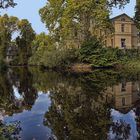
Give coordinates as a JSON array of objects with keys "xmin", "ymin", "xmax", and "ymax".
[{"xmin": 0, "ymin": 0, "xmax": 136, "ymax": 34}]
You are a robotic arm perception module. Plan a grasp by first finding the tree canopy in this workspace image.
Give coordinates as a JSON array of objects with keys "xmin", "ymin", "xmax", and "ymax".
[
  {"xmin": 0, "ymin": 14, "xmax": 35, "ymax": 65},
  {"xmin": 39, "ymin": 0, "xmax": 110, "ymax": 45},
  {"xmin": 134, "ymin": 0, "xmax": 140, "ymax": 30},
  {"xmin": 39, "ymin": 0, "xmax": 130, "ymax": 47},
  {"xmin": 16, "ymin": 19, "xmax": 36, "ymax": 65},
  {"xmin": 0, "ymin": 14, "xmax": 18, "ymax": 62},
  {"xmin": 0, "ymin": 0, "xmax": 16, "ymax": 8}
]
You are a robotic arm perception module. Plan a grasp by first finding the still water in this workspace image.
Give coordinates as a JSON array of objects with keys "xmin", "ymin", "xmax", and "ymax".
[{"xmin": 0, "ymin": 68, "xmax": 140, "ymax": 140}]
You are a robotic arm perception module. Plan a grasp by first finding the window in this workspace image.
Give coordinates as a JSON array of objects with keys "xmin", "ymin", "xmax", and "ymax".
[
  {"xmin": 122, "ymin": 97, "xmax": 125, "ymax": 106},
  {"xmin": 121, "ymin": 82, "xmax": 126, "ymax": 92},
  {"xmin": 111, "ymin": 39, "xmax": 113, "ymax": 47},
  {"xmin": 121, "ymin": 24, "xmax": 125, "ymax": 32},
  {"xmin": 121, "ymin": 38, "xmax": 126, "ymax": 48}
]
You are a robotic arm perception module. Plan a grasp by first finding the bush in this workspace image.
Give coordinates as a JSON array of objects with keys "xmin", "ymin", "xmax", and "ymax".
[
  {"xmin": 42, "ymin": 47, "xmax": 79, "ymax": 68},
  {"xmin": 79, "ymin": 37, "xmax": 140, "ymax": 67},
  {"xmin": 79, "ymin": 38, "xmax": 119, "ymax": 67},
  {"xmin": 29, "ymin": 45, "xmax": 79, "ymax": 68}
]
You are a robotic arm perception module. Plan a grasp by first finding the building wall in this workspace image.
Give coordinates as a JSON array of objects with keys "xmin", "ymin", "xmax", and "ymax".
[
  {"xmin": 106, "ymin": 81, "xmax": 139, "ymax": 112},
  {"xmin": 114, "ymin": 35, "xmax": 132, "ymax": 49},
  {"xmin": 106, "ymin": 14, "xmax": 138, "ymax": 49},
  {"xmin": 113, "ymin": 82, "xmax": 132, "ymax": 109}
]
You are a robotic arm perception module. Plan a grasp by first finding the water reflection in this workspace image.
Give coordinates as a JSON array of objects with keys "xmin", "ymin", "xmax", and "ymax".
[
  {"xmin": 0, "ymin": 68, "xmax": 140, "ymax": 139},
  {"xmin": 109, "ymin": 109, "xmax": 137, "ymax": 140}
]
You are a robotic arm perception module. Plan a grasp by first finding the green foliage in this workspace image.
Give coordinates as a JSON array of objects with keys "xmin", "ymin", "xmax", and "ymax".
[
  {"xmin": 42, "ymin": 47, "xmax": 79, "ymax": 68},
  {"xmin": 15, "ymin": 19, "xmax": 36, "ymax": 65},
  {"xmin": 79, "ymin": 38, "xmax": 118, "ymax": 67},
  {"xmin": 39, "ymin": 0, "xmax": 111, "ymax": 45},
  {"xmin": 29, "ymin": 32, "xmax": 79, "ymax": 68},
  {"xmin": 17, "ymin": 19, "xmax": 35, "ymax": 44},
  {"xmin": 79, "ymin": 37, "xmax": 102, "ymax": 62},
  {"xmin": 0, "ymin": 121, "xmax": 21, "ymax": 140},
  {"xmin": 79, "ymin": 38, "xmax": 140, "ymax": 67},
  {"xmin": 29, "ymin": 44, "xmax": 79, "ymax": 68},
  {"xmin": 0, "ymin": 15, "xmax": 35, "ymax": 66},
  {"xmin": 38, "ymin": 0, "xmax": 130, "ymax": 69},
  {"xmin": 32, "ymin": 32, "xmax": 49, "ymax": 51},
  {"xmin": 134, "ymin": 0, "xmax": 140, "ymax": 30},
  {"xmin": 39, "ymin": 0, "xmax": 129, "ymax": 47},
  {"xmin": 29, "ymin": 33, "xmax": 50, "ymax": 65},
  {"xmin": 0, "ymin": 14, "xmax": 18, "ymax": 63}
]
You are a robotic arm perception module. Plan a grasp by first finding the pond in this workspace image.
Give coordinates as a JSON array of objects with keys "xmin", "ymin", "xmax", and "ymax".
[{"xmin": 0, "ymin": 67, "xmax": 140, "ymax": 140}]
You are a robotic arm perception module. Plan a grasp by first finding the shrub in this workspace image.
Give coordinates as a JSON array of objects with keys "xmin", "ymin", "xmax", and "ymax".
[
  {"xmin": 42, "ymin": 47, "xmax": 79, "ymax": 68},
  {"xmin": 79, "ymin": 38, "xmax": 119, "ymax": 67},
  {"xmin": 29, "ymin": 45, "xmax": 79, "ymax": 68}
]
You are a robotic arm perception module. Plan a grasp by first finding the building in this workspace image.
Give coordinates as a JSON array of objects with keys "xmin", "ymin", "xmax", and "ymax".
[
  {"xmin": 106, "ymin": 81, "xmax": 140, "ymax": 113},
  {"xmin": 106, "ymin": 13, "xmax": 139, "ymax": 49},
  {"xmin": 62, "ymin": 13, "xmax": 139, "ymax": 49}
]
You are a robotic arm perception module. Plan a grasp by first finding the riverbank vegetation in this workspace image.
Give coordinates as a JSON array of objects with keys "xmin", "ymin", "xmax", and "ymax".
[
  {"xmin": 29, "ymin": 35, "xmax": 140, "ymax": 70},
  {"xmin": 0, "ymin": 0, "xmax": 139, "ymax": 71},
  {"xmin": 0, "ymin": 14, "xmax": 35, "ymax": 69},
  {"xmin": 29, "ymin": 0, "xmax": 140, "ymax": 70}
]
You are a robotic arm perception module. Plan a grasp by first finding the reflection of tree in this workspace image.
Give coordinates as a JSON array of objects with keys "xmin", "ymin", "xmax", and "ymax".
[
  {"xmin": 11, "ymin": 67, "xmax": 38, "ymax": 110},
  {"xmin": 134, "ymin": 104, "xmax": 140, "ymax": 139},
  {"xmin": 0, "ymin": 70, "xmax": 19, "ymax": 116},
  {"xmin": 0, "ymin": 67, "xmax": 38, "ymax": 115},
  {"xmin": 43, "ymin": 71, "xmax": 117, "ymax": 140},
  {"xmin": 111, "ymin": 120, "xmax": 131, "ymax": 140},
  {"xmin": 0, "ymin": 67, "xmax": 39, "ymax": 140},
  {"xmin": 0, "ymin": 121, "xmax": 21, "ymax": 140},
  {"xmin": 40, "ymin": 69, "xmax": 140, "ymax": 140}
]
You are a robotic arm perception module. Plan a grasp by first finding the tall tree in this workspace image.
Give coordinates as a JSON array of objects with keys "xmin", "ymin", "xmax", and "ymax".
[
  {"xmin": 16, "ymin": 19, "xmax": 35, "ymax": 65},
  {"xmin": 29, "ymin": 32, "xmax": 51, "ymax": 65},
  {"xmin": 39, "ymin": 0, "xmax": 130, "ymax": 47},
  {"xmin": 39, "ymin": 0, "xmax": 110, "ymax": 46},
  {"xmin": 134, "ymin": 0, "xmax": 140, "ymax": 30},
  {"xmin": 0, "ymin": 14, "xmax": 18, "ymax": 62}
]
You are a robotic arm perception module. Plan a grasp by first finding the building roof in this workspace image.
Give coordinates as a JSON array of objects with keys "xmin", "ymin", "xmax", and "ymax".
[{"xmin": 110, "ymin": 13, "xmax": 134, "ymax": 22}]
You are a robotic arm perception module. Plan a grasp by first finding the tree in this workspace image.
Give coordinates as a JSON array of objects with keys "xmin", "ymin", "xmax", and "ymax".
[
  {"xmin": 107, "ymin": 0, "xmax": 130, "ymax": 7},
  {"xmin": 39, "ymin": 0, "xmax": 110, "ymax": 45},
  {"xmin": 39, "ymin": 0, "xmax": 130, "ymax": 48},
  {"xmin": 0, "ymin": 14, "xmax": 18, "ymax": 63},
  {"xmin": 29, "ymin": 32, "xmax": 51, "ymax": 65},
  {"xmin": 134, "ymin": 0, "xmax": 140, "ymax": 30},
  {"xmin": 0, "ymin": 0, "xmax": 16, "ymax": 8},
  {"xmin": 0, "ymin": 0, "xmax": 129, "ymax": 9},
  {"xmin": 16, "ymin": 19, "xmax": 35, "ymax": 65}
]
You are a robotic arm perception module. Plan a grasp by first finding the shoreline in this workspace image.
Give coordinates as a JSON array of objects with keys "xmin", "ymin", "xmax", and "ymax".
[{"xmin": 7, "ymin": 60, "xmax": 140, "ymax": 73}]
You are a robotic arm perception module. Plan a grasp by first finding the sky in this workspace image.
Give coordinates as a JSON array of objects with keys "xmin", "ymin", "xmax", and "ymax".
[
  {"xmin": 0, "ymin": 0, "xmax": 136, "ymax": 34},
  {"xmin": 111, "ymin": 0, "xmax": 136, "ymax": 18}
]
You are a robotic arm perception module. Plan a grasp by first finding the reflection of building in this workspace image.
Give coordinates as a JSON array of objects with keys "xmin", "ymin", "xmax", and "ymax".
[{"xmin": 106, "ymin": 81, "xmax": 140, "ymax": 113}]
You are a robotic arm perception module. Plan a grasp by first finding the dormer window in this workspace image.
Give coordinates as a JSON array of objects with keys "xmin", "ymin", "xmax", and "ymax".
[{"xmin": 121, "ymin": 24, "xmax": 125, "ymax": 32}]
